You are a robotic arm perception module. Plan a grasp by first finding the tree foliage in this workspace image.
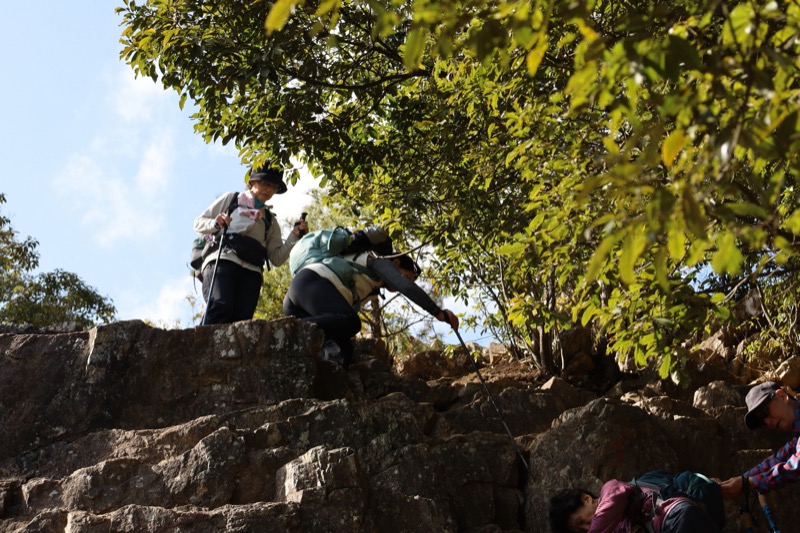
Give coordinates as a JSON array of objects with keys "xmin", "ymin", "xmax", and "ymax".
[
  {"xmin": 118, "ymin": 0, "xmax": 800, "ymax": 377},
  {"xmin": 0, "ymin": 194, "xmax": 116, "ymax": 330}
]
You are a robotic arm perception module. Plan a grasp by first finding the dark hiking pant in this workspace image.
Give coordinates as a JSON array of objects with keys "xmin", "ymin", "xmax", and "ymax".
[
  {"xmin": 662, "ymin": 500, "xmax": 721, "ymax": 533},
  {"xmin": 201, "ymin": 260, "xmax": 262, "ymax": 324},
  {"xmin": 283, "ymin": 268, "xmax": 361, "ymax": 365}
]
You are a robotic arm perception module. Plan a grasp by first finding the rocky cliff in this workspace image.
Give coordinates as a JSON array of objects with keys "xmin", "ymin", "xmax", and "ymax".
[{"xmin": 1, "ymin": 319, "xmax": 798, "ymax": 532}]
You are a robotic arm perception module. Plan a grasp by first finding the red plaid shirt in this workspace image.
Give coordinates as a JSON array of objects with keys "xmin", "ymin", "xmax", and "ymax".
[{"xmin": 745, "ymin": 401, "xmax": 800, "ymax": 493}]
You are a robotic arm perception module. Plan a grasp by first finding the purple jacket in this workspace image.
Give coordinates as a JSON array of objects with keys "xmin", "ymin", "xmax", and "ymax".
[{"xmin": 587, "ymin": 480, "xmax": 693, "ymax": 533}]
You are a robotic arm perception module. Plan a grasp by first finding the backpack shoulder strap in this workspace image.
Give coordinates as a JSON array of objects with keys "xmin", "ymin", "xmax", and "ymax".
[
  {"xmin": 225, "ymin": 192, "xmax": 240, "ymax": 215},
  {"xmin": 261, "ymin": 208, "xmax": 273, "ymax": 271},
  {"xmin": 262, "ymin": 208, "xmax": 274, "ymax": 235}
]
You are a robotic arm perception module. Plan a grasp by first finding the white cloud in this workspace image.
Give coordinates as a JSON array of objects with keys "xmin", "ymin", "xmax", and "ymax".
[
  {"xmin": 135, "ymin": 133, "xmax": 173, "ymax": 196},
  {"xmin": 51, "ymin": 67, "xmax": 179, "ymax": 248},
  {"xmin": 111, "ymin": 68, "xmax": 169, "ymax": 124},
  {"xmin": 54, "ymin": 154, "xmax": 105, "ymax": 198},
  {"xmin": 54, "ymin": 139, "xmax": 171, "ymax": 247},
  {"xmin": 124, "ymin": 276, "xmax": 198, "ymax": 329}
]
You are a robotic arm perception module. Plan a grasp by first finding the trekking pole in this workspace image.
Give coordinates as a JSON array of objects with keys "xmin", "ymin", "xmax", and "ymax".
[
  {"xmin": 739, "ymin": 475, "xmax": 755, "ymax": 533},
  {"xmin": 452, "ymin": 328, "xmax": 531, "ymax": 476},
  {"xmin": 758, "ymin": 493, "xmax": 781, "ymax": 533},
  {"xmin": 201, "ymin": 225, "xmax": 228, "ymax": 326}
]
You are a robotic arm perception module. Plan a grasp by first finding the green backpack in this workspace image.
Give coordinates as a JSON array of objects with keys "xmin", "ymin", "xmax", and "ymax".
[
  {"xmin": 288, "ymin": 227, "xmax": 355, "ymax": 276},
  {"xmin": 288, "ymin": 226, "xmax": 394, "ymax": 278}
]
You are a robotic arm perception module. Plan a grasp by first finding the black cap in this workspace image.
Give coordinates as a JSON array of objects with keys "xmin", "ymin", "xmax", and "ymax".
[
  {"xmin": 249, "ymin": 167, "xmax": 287, "ymax": 194},
  {"xmin": 744, "ymin": 381, "xmax": 780, "ymax": 430}
]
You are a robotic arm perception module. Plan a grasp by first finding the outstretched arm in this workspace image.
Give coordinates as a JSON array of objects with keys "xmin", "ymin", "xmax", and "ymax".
[
  {"xmin": 370, "ymin": 258, "xmax": 459, "ymax": 330},
  {"xmin": 719, "ymin": 475, "xmax": 748, "ymax": 500},
  {"xmin": 744, "ymin": 436, "xmax": 800, "ymax": 493}
]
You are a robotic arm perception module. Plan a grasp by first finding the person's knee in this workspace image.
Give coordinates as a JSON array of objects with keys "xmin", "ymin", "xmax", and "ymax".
[
  {"xmin": 282, "ymin": 293, "xmax": 295, "ymax": 316},
  {"xmin": 342, "ymin": 313, "xmax": 361, "ymax": 337}
]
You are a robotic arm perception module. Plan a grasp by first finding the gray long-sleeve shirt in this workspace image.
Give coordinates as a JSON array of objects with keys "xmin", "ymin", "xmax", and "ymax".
[
  {"xmin": 369, "ymin": 257, "xmax": 442, "ymax": 318},
  {"xmin": 193, "ymin": 191, "xmax": 299, "ymax": 273}
]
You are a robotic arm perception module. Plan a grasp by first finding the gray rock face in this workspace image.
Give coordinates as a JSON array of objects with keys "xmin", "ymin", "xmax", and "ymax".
[
  {"xmin": 1, "ymin": 318, "xmax": 799, "ymax": 532},
  {"xmin": 0, "ymin": 319, "xmax": 316, "ymax": 463}
]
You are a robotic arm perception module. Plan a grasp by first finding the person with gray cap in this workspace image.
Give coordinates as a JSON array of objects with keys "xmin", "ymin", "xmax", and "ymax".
[
  {"xmin": 719, "ymin": 381, "xmax": 800, "ymax": 499},
  {"xmin": 194, "ymin": 166, "xmax": 308, "ymax": 324}
]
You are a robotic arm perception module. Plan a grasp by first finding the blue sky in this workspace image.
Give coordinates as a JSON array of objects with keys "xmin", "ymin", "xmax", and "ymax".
[
  {"xmin": 0, "ymin": 3, "xmax": 487, "ymax": 345},
  {"xmin": 1, "ymin": 3, "xmax": 315, "ymax": 327}
]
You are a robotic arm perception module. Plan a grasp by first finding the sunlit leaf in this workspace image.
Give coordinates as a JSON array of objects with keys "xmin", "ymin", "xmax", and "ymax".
[
  {"xmin": 526, "ymin": 39, "xmax": 548, "ymax": 75},
  {"xmin": 315, "ymin": 0, "xmax": 340, "ymax": 17},
  {"xmin": 785, "ymin": 209, "xmax": 800, "ymax": 234},
  {"xmin": 710, "ymin": 231, "xmax": 743, "ymax": 275},
  {"xmin": 265, "ymin": 0, "xmax": 297, "ymax": 35},
  {"xmin": 586, "ymin": 231, "xmax": 622, "ymax": 284},
  {"xmin": 667, "ymin": 228, "xmax": 686, "ymax": 262},
  {"xmin": 498, "ymin": 242, "xmax": 526, "ymax": 256},
  {"xmin": 682, "ymin": 189, "xmax": 706, "ymax": 238},
  {"xmin": 581, "ymin": 304, "xmax": 599, "ymax": 326},
  {"xmin": 620, "ymin": 230, "xmax": 648, "ymax": 285},
  {"xmin": 661, "ymin": 129, "xmax": 685, "ymax": 168},
  {"xmin": 403, "ymin": 27, "xmax": 428, "ymax": 70},
  {"xmin": 654, "ymin": 246, "xmax": 668, "ymax": 291}
]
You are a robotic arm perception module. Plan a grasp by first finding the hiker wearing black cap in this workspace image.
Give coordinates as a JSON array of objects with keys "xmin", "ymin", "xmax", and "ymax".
[
  {"xmin": 194, "ymin": 166, "xmax": 308, "ymax": 324},
  {"xmin": 719, "ymin": 381, "xmax": 800, "ymax": 499}
]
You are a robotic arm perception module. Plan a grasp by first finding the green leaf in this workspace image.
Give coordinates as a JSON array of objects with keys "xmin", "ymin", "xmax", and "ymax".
[
  {"xmin": 773, "ymin": 110, "xmax": 799, "ymax": 157},
  {"xmin": 654, "ymin": 246, "xmax": 669, "ymax": 291},
  {"xmin": 682, "ymin": 189, "xmax": 706, "ymax": 238},
  {"xmin": 498, "ymin": 242, "xmax": 525, "ymax": 256},
  {"xmin": 710, "ymin": 231, "xmax": 743, "ymax": 275},
  {"xmin": 266, "ymin": 0, "xmax": 297, "ymax": 35},
  {"xmin": 661, "ymin": 129, "xmax": 685, "ymax": 169},
  {"xmin": 581, "ymin": 304, "xmax": 599, "ymax": 327},
  {"xmin": 586, "ymin": 231, "xmax": 623, "ymax": 284},
  {"xmin": 667, "ymin": 228, "xmax": 686, "ymax": 262},
  {"xmin": 619, "ymin": 230, "xmax": 648, "ymax": 285},
  {"xmin": 723, "ymin": 3, "xmax": 756, "ymax": 46},
  {"xmin": 666, "ymin": 35, "xmax": 702, "ymax": 71},
  {"xmin": 403, "ymin": 27, "xmax": 428, "ymax": 70},
  {"xmin": 722, "ymin": 202, "xmax": 770, "ymax": 219},
  {"xmin": 785, "ymin": 209, "xmax": 800, "ymax": 234},
  {"xmin": 315, "ymin": 0, "xmax": 340, "ymax": 17},
  {"xmin": 526, "ymin": 39, "xmax": 548, "ymax": 75}
]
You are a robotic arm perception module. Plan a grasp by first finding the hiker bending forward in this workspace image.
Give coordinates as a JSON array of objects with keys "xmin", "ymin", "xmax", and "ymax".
[
  {"xmin": 549, "ymin": 479, "xmax": 721, "ymax": 533},
  {"xmin": 720, "ymin": 381, "xmax": 800, "ymax": 499},
  {"xmin": 194, "ymin": 167, "xmax": 307, "ymax": 324},
  {"xmin": 283, "ymin": 227, "xmax": 458, "ymax": 367}
]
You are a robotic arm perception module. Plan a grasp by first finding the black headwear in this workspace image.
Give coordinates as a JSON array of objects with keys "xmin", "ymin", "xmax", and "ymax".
[{"xmin": 249, "ymin": 167, "xmax": 287, "ymax": 194}]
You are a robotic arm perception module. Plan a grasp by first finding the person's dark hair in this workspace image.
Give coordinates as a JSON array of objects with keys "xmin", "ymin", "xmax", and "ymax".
[
  {"xmin": 549, "ymin": 488, "xmax": 595, "ymax": 533},
  {"xmin": 394, "ymin": 254, "xmax": 422, "ymax": 277}
]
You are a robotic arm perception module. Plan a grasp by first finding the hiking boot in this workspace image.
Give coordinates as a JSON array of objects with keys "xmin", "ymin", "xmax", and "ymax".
[{"xmin": 322, "ymin": 340, "xmax": 345, "ymax": 366}]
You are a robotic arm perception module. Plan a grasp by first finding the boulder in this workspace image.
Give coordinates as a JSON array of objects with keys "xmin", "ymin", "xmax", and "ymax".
[{"xmin": 3, "ymin": 319, "xmax": 800, "ymax": 533}]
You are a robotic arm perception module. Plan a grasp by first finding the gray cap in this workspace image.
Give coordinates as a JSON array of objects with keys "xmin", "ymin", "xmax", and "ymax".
[{"xmin": 744, "ymin": 381, "xmax": 779, "ymax": 430}]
